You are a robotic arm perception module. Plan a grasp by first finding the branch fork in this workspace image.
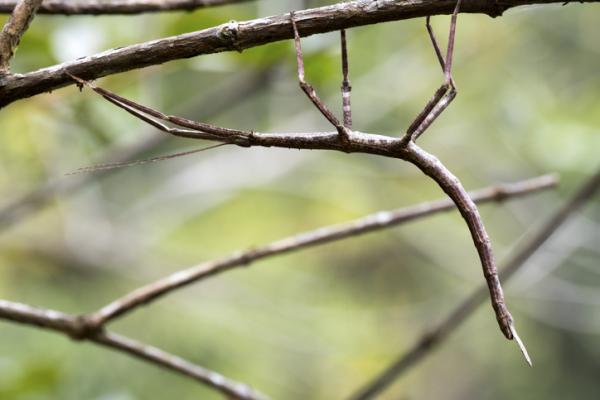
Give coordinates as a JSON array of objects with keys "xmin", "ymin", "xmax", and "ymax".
[{"xmin": 1, "ymin": 173, "xmax": 560, "ymax": 398}]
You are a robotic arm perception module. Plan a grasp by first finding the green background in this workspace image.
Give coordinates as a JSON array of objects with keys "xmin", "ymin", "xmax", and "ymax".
[{"xmin": 0, "ymin": 1, "xmax": 599, "ymax": 399}]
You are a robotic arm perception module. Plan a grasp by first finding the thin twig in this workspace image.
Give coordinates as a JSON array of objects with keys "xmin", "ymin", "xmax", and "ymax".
[
  {"xmin": 0, "ymin": 299, "xmax": 268, "ymax": 400},
  {"xmin": 0, "ymin": 174, "xmax": 562, "ymax": 398},
  {"xmin": 347, "ymin": 166, "xmax": 600, "ymax": 400},
  {"xmin": 1, "ymin": 0, "xmax": 597, "ymax": 107},
  {"xmin": 86, "ymin": 174, "xmax": 558, "ymax": 328},
  {"xmin": 0, "ymin": 0, "xmax": 43, "ymax": 73},
  {"xmin": 94, "ymin": 332, "xmax": 267, "ymax": 400},
  {"xmin": 0, "ymin": 0, "xmax": 253, "ymax": 15},
  {"xmin": 0, "ymin": 298, "xmax": 76, "ymax": 332}
]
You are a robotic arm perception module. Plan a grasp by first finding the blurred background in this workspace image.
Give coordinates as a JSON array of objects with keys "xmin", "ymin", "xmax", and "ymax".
[{"xmin": 0, "ymin": 0, "xmax": 599, "ymax": 399}]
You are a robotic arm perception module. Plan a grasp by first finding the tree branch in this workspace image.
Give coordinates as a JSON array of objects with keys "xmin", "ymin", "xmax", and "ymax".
[
  {"xmin": 0, "ymin": 0, "xmax": 253, "ymax": 15},
  {"xmin": 0, "ymin": 299, "xmax": 268, "ymax": 400},
  {"xmin": 0, "ymin": 0, "xmax": 43, "ymax": 73},
  {"xmin": 85, "ymin": 174, "xmax": 557, "ymax": 328},
  {"xmin": 0, "ymin": 0, "xmax": 597, "ymax": 108},
  {"xmin": 347, "ymin": 165, "xmax": 600, "ymax": 400},
  {"xmin": 0, "ymin": 174, "xmax": 560, "ymax": 397}
]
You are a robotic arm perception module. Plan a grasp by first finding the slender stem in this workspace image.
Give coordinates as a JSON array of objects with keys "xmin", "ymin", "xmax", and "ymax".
[
  {"xmin": 0, "ymin": 0, "xmax": 43, "ymax": 73},
  {"xmin": 0, "ymin": 298, "xmax": 76, "ymax": 332},
  {"xmin": 0, "ymin": 300, "xmax": 268, "ymax": 400},
  {"xmin": 0, "ymin": 170, "xmax": 565, "ymax": 399},
  {"xmin": 347, "ymin": 166, "xmax": 600, "ymax": 400},
  {"xmin": 94, "ymin": 332, "xmax": 267, "ymax": 400},
  {"xmin": 0, "ymin": 0, "xmax": 254, "ymax": 15},
  {"xmin": 87, "ymin": 174, "xmax": 557, "ymax": 327}
]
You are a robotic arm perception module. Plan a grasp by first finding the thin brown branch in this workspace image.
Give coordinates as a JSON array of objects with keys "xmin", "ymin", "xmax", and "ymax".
[
  {"xmin": 0, "ymin": 0, "xmax": 43, "ymax": 73},
  {"xmin": 0, "ymin": 0, "xmax": 597, "ymax": 107},
  {"xmin": 94, "ymin": 332, "xmax": 267, "ymax": 400},
  {"xmin": 85, "ymin": 174, "xmax": 558, "ymax": 328},
  {"xmin": 0, "ymin": 173, "xmax": 565, "ymax": 398},
  {"xmin": 0, "ymin": 68, "xmax": 272, "ymax": 233},
  {"xmin": 0, "ymin": 0, "xmax": 253, "ymax": 15},
  {"xmin": 347, "ymin": 166, "xmax": 600, "ymax": 400},
  {"xmin": 0, "ymin": 298, "xmax": 76, "ymax": 332},
  {"xmin": 0, "ymin": 299, "xmax": 268, "ymax": 400}
]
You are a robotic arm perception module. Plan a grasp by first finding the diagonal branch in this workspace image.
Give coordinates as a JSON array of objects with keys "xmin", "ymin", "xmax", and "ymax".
[
  {"xmin": 0, "ymin": 0, "xmax": 254, "ymax": 15},
  {"xmin": 0, "ymin": 0, "xmax": 598, "ymax": 107},
  {"xmin": 347, "ymin": 165, "xmax": 600, "ymax": 400},
  {"xmin": 85, "ymin": 174, "xmax": 557, "ymax": 328},
  {"xmin": 0, "ymin": 173, "xmax": 561, "ymax": 398},
  {"xmin": 0, "ymin": 0, "xmax": 43, "ymax": 73},
  {"xmin": 0, "ymin": 299, "xmax": 268, "ymax": 400}
]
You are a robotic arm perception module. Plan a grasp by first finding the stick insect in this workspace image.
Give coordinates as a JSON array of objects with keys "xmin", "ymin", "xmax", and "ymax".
[{"xmin": 67, "ymin": 0, "xmax": 531, "ymax": 365}]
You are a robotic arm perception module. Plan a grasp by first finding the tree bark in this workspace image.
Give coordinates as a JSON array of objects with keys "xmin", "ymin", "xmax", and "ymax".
[{"xmin": 0, "ymin": 0, "xmax": 596, "ymax": 108}]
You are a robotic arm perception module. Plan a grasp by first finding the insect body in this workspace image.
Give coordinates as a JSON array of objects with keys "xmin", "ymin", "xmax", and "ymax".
[{"xmin": 68, "ymin": 0, "xmax": 531, "ymax": 365}]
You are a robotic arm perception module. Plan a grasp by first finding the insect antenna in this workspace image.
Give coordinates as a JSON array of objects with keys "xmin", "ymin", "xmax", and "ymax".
[{"xmin": 67, "ymin": 143, "xmax": 228, "ymax": 175}]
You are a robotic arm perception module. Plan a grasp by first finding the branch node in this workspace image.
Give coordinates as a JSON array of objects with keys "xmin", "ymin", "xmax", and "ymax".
[
  {"xmin": 244, "ymin": 130, "xmax": 257, "ymax": 147},
  {"xmin": 68, "ymin": 314, "xmax": 104, "ymax": 341}
]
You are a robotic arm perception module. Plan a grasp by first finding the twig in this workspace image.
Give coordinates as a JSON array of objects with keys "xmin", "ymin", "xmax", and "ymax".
[
  {"xmin": 347, "ymin": 166, "xmax": 600, "ymax": 400},
  {"xmin": 85, "ymin": 174, "xmax": 558, "ymax": 328},
  {"xmin": 0, "ymin": 0, "xmax": 253, "ymax": 15},
  {"xmin": 0, "ymin": 0, "xmax": 43, "ymax": 73},
  {"xmin": 0, "ymin": 299, "xmax": 268, "ymax": 400},
  {"xmin": 1, "ymin": 0, "xmax": 598, "ymax": 107},
  {"xmin": 94, "ymin": 332, "xmax": 266, "ymax": 400},
  {"xmin": 0, "ymin": 174, "xmax": 561, "ymax": 398}
]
